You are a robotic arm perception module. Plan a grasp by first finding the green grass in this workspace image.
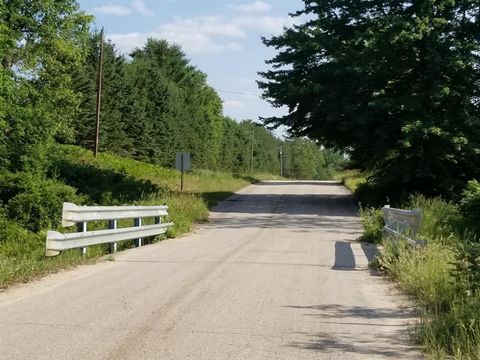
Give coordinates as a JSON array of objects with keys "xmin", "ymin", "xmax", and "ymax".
[
  {"xmin": 0, "ymin": 217, "xmax": 104, "ymax": 287},
  {"xmin": 335, "ymin": 169, "xmax": 366, "ymax": 193},
  {"xmin": 0, "ymin": 145, "xmax": 282, "ymax": 288},
  {"xmin": 364, "ymin": 194, "xmax": 480, "ymax": 359}
]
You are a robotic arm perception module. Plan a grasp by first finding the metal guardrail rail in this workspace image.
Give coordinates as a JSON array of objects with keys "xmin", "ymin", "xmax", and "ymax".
[
  {"xmin": 46, "ymin": 203, "xmax": 174, "ymax": 257},
  {"xmin": 382, "ymin": 205, "xmax": 424, "ymax": 246}
]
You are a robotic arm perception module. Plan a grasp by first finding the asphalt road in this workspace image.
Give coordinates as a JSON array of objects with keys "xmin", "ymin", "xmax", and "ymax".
[{"xmin": 0, "ymin": 181, "xmax": 422, "ymax": 359}]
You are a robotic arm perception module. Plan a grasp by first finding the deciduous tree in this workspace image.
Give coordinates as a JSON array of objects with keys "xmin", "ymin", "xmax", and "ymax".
[
  {"xmin": 0, "ymin": 0, "xmax": 91, "ymax": 173},
  {"xmin": 260, "ymin": 0, "xmax": 480, "ymax": 198}
]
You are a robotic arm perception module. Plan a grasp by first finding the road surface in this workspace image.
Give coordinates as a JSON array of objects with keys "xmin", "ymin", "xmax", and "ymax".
[{"xmin": 0, "ymin": 181, "xmax": 421, "ymax": 359}]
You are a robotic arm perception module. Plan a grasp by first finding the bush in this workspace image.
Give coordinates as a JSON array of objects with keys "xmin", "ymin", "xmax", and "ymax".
[
  {"xmin": 0, "ymin": 172, "xmax": 33, "ymax": 204},
  {"xmin": 359, "ymin": 207, "xmax": 384, "ymax": 243},
  {"xmin": 355, "ymin": 181, "xmax": 391, "ymax": 207},
  {"xmin": 371, "ymin": 193, "xmax": 480, "ymax": 358},
  {"xmin": 407, "ymin": 195, "xmax": 461, "ymax": 244},
  {"xmin": 0, "ymin": 172, "xmax": 83, "ymax": 232},
  {"xmin": 380, "ymin": 242, "xmax": 455, "ymax": 310},
  {"xmin": 460, "ymin": 180, "xmax": 480, "ymax": 232},
  {"xmin": 451, "ymin": 238, "xmax": 480, "ymax": 298}
]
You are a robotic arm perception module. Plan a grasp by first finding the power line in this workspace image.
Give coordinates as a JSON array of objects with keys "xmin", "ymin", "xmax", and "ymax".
[{"xmin": 215, "ymin": 88, "xmax": 260, "ymax": 97}]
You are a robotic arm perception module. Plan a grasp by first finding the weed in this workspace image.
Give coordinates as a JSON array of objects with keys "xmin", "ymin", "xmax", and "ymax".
[
  {"xmin": 359, "ymin": 207, "xmax": 384, "ymax": 243},
  {"xmin": 366, "ymin": 193, "xmax": 480, "ymax": 358}
]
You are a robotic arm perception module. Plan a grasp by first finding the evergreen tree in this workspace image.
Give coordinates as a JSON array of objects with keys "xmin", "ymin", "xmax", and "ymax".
[
  {"xmin": 127, "ymin": 39, "xmax": 224, "ymax": 167},
  {"xmin": 220, "ymin": 117, "xmax": 250, "ymax": 172},
  {"xmin": 73, "ymin": 33, "xmax": 132, "ymax": 156}
]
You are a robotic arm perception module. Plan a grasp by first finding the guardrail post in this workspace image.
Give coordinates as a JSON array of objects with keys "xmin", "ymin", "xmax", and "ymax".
[
  {"xmin": 77, "ymin": 222, "xmax": 87, "ymax": 255},
  {"xmin": 154, "ymin": 216, "xmax": 161, "ymax": 225},
  {"xmin": 412, "ymin": 208, "xmax": 422, "ymax": 241},
  {"xmin": 134, "ymin": 218, "xmax": 142, "ymax": 247},
  {"xmin": 108, "ymin": 220, "xmax": 117, "ymax": 254}
]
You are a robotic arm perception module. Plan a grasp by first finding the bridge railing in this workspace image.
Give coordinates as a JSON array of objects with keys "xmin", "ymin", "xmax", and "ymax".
[
  {"xmin": 46, "ymin": 202, "xmax": 174, "ymax": 257},
  {"xmin": 382, "ymin": 205, "xmax": 424, "ymax": 246}
]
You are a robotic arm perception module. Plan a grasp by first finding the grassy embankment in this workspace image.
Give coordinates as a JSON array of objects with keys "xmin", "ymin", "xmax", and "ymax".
[
  {"xmin": 335, "ymin": 169, "xmax": 366, "ymax": 193},
  {"xmin": 343, "ymin": 169, "xmax": 480, "ymax": 359},
  {"xmin": 0, "ymin": 145, "xmax": 281, "ymax": 288}
]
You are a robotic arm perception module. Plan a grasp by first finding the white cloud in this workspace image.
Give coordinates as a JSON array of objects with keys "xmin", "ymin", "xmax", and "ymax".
[
  {"xmin": 160, "ymin": 16, "xmax": 247, "ymax": 39},
  {"xmin": 108, "ymin": 32, "xmax": 149, "ymax": 53},
  {"xmin": 131, "ymin": 0, "xmax": 153, "ymax": 16},
  {"xmin": 109, "ymin": 16, "xmax": 248, "ymax": 54},
  {"xmin": 233, "ymin": 1, "xmax": 271, "ymax": 14},
  {"xmin": 108, "ymin": 31, "xmax": 243, "ymax": 54},
  {"xmin": 157, "ymin": 30, "xmax": 243, "ymax": 53},
  {"xmin": 107, "ymin": 6, "xmax": 296, "ymax": 54},
  {"xmin": 93, "ymin": 1, "xmax": 153, "ymax": 16},
  {"xmin": 93, "ymin": 5, "xmax": 132, "ymax": 16}
]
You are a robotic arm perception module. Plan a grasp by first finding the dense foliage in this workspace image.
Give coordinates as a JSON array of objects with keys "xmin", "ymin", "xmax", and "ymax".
[
  {"xmin": 0, "ymin": 1, "xmax": 345, "ymax": 245},
  {"xmin": 72, "ymin": 34, "xmax": 341, "ymax": 177},
  {"xmin": 363, "ymin": 194, "xmax": 480, "ymax": 358},
  {"xmin": 260, "ymin": 0, "xmax": 480, "ymax": 199},
  {"xmin": 0, "ymin": 0, "xmax": 91, "ymax": 174}
]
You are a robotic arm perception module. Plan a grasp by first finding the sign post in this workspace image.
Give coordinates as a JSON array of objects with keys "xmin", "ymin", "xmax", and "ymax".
[{"xmin": 175, "ymin": 152, "xmax": 190, "ymax": 192}]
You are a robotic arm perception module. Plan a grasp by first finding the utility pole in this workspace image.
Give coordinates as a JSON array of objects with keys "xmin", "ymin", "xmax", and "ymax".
[
  {"xmin": 279, "ymin": 144, "xmax": 283, "ymax": 177},
  {"xmin": 94, "ymin": 27, "xmax": 104, "ymax": 158},
  {"xmin": 250, "ymin": 128, "xmax": 255, "ymax": 173}
]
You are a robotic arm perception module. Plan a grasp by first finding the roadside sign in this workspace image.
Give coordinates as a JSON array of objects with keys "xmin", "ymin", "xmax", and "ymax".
[
  {"xmin": 175, "ymin": 152, "xmax": 190, "ymax": 192},
  {"xmin": 175, "ymin": 152, "xmax": 190, "ymax": 171}
]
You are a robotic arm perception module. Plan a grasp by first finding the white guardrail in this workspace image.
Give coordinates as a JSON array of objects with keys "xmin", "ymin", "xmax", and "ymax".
[
  {"xmin": 382, "ymin": 205, "xmax": 424, "ymax": 246},
  {"xmin": 46, "ymin": 203, "xmax": 174, "ymax": 257}
]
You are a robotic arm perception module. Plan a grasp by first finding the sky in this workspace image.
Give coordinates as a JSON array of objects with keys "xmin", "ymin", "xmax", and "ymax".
[{"xmin": 77, "ymin": 0, "xmax": 304, "ymax": 130}]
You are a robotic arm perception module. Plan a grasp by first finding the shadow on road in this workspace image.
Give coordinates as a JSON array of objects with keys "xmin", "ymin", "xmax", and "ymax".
[
  {"xmin": 332, "ymin": 241, "xmax": 356, "ymax": 270},
  {"xmin": 211, "ymin": 193, "xmax": 358, "ymax": 216},
  {"xmin": 209, "ymin": 215, "xmax": 362, "ymax": 231},
  {"xmin": 361, "ymin": 243, "xmax": 378, "ymax": 263},
  {"xmin": 283, "ymin": 304, "xmax": 420, "ymax": 358},
  {"xmin": 257, "ymin": 181, "xmax": 342, "ymax": 186},
  {"xmin": 331, "ymin": 241, "xmax": 379, "ymax": 271},
  {"xmin": 207, "ymin": 192, "xmax": 361, "ymax": 233}
]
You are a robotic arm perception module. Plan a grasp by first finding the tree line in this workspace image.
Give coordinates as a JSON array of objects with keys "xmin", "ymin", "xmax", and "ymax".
[
  {"xmin": 72, "ymin": 33, "xmax": 342, "ymax": 177},
  {"xmin": 0, "ymin": 1, "xmax": 342, "ymax": 180}
]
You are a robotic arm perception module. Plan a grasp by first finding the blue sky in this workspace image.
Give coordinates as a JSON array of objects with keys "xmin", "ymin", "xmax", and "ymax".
[{"xmin": 77, "ymin": 0, "xmax": 304, "ymax": 128}]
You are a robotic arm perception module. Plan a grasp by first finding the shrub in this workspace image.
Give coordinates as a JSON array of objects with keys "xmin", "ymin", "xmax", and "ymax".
[
  {"xmin": 0, "ymin": 172, "xmax": 33, "ymax": 204},
  {"xmin": 0, "ymin": 172, "xmax": 83, "ymax": 232},
  {"xmin": 371, "ymin": 194, "xmax": 480, "ymax": 358},
  {"xmin": 460, "ymin": 180, "xmax": 480, "ymax": 233},
  {"xmin": 380, "ymin": 242, "xmax": 455, "ymax": 311},
  {"xmin": 359, "ymin": 207, "xmax": 384, "ymax": 243},
  {"xmin": 355, "ymin": 181, "xmax": 391, "ymax": 207},
  {"xmin": 450, "ymin": 238, "xmax": 480, "ymax": 298},
  {"xmin": 407, "ymin": 195, "xmax": 461, "ymax": 244}
]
